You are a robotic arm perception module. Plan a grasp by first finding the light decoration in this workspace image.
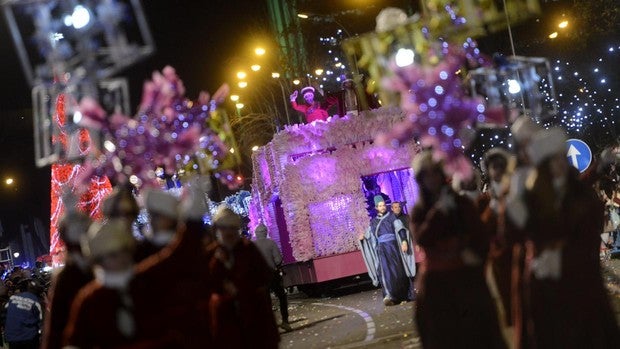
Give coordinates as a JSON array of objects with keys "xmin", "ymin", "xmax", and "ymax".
[
  {"xmin": 74, "ymin": 66, "xmax": 242, "ymax": 189},
  {"xmin": 549, "ymin": 45, "xmax": 619, "ymax": 138},
  {"xmin": 464, "ymin": 43, "xmax": 619, "ymax": 166},
  {"xmin": 250, "ymin": 107, "xmax": 421, "ymax": 261},
  {"xmin": 49, "ymin": 94, "xmax": 112, "ymax": 265},
  {"xmin": 2, "ymin": 0, "xmax": 153, "ymax": 264}
]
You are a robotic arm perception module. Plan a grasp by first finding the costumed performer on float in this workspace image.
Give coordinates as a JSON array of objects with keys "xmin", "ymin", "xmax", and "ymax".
[
  {"xmin": 358, "ymin": 195, "xmax": 416, "ymax": 306},
  {"xmin": 290, "ymin": 86, "xmax": 337, "ymax": 123}
]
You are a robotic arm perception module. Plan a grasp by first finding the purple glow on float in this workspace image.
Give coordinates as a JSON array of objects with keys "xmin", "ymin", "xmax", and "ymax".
[
  {"xmin": 258, "ymin": 155, "xmax": 271, "ymax": 188},
  {"xmin": 308, "ymin": 196, "xmax": 357, "ymax": 257},
  {"xmin": 250, "ymin": 108, "xmax": 422, "ymax": 261},
  {"xmin": 307, "ymin": 157, "xmax": 337, "ymax": 186}
]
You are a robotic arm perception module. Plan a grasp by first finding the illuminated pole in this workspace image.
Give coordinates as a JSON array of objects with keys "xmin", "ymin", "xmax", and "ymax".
[{"xmin": 273, "ymin": 76, "xmax": 291, "ymax": 125}]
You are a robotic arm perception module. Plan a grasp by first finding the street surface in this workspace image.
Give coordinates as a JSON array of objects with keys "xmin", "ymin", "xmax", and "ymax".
[
  {"xmin": 276, "ymin": 258, "xmax": 620, "ymax": 349},
  {"xmin": 279, "ymin": 286, "xmax": 420, "ymax": 349}
]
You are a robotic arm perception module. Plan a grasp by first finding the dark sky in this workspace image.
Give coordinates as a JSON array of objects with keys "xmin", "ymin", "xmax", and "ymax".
[{"xmin": 0, "ymin": 0, "xmax": 271, "ymax": 241}]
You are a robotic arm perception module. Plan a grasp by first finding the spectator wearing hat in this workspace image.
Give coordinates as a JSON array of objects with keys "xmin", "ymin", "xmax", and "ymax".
[
  {"xmin": 63, "ymin": 218, "xmax": 138, "ymax": 349},
  {"xmin": 253, "ymin": 223, "xmax": 291, "ymax": 331},
  {"xmin": 289, "ymin": 86, "xmax": 337, "ymax": 123},
  {"xmin": 479, "ymin": 148, "xmax": 521, "ymax": 342},
  {"xmin": 102, "ymin": 184, "xmax": 140, "ymax": 223},
  {"xmin": 410, "ymin": 151, "xmax": 506, "ymax": 349},
  {"xmin": 130, "ymin": 181, "xmax": 214, "ymax": 348},
  {"xmin": 4, "ymin": 279, "xmax": 42, "ymax": 349},
  {"xmin": 208, "ymin": 206, "xmax": 279, "ymax": 349},
  {"xmin": 41, "ymin": 210, "xmax": 93, "ymax": 349},
  {"xmin": 520, "ymin": 128, "xmax": 620, "ymax": 348},
  {"xmin": 134, "ymin": 190, "xmax": 180, "ymax": 262},
  {"xmin": 359, "ymin": 194, "xmax": 415, "ymax": 306},
  {"xmin": 338, "ymin": 78, "xmax": 360, "ymax": 116}
]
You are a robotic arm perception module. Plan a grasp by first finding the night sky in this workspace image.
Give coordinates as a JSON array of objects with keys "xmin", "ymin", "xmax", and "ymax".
[{"xmin": 0, "ymin": 0, "xmax": 618, "ymax": 248}]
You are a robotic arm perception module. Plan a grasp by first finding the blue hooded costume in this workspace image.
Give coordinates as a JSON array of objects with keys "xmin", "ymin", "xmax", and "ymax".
[{"xmin": 359, "ymin": 196, "xmax": 416, "ymax": 303}]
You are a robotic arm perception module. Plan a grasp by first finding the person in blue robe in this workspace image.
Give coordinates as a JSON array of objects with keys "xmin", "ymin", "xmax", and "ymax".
[{"xmin": 359, "ymin": 195, "xmax": 416, "ymax": 305}]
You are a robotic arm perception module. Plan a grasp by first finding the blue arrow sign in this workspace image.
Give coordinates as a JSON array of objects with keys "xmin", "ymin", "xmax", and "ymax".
[{"xmin": 566, "ymin": 139, "xmax": 592, "ymax": 173}]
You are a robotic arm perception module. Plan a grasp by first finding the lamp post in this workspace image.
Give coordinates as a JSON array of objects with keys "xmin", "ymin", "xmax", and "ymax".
[
  {"xmin": 230, "ymin": 48, "xmax": 296, "ymax": 127},
  {"xmin": 272, "ymin": 73, "xmax": 292, "ymax": 125}
]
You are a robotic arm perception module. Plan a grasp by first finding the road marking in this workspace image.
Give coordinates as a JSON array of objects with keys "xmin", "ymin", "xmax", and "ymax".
[{"xmin": 311, "ymin": 302, "xmax": 376, "ymax": 342}]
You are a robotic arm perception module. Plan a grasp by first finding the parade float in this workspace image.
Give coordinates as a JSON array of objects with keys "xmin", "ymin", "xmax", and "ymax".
[
  {"xmin": 251, "ymin": 0, "xmax": 552, "ymax": 291},
  {"xmin": 250, "ymin": 109, "xmax": 421, "ymax": 290}
]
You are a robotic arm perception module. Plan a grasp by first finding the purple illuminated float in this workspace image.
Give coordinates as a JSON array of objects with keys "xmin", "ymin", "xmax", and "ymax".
[{"xmin": 250, "ymin": 108, "xmax": 421, "ymax": 287}]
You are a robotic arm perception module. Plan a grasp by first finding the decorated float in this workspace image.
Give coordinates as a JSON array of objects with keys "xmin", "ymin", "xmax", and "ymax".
[
  {"xmin": 250, "ymin": 0, "xmax": 552, "ymax": 291},
  {"xmin": 250, "ymin": 108, "xmax": 421, "ymax": 290}
]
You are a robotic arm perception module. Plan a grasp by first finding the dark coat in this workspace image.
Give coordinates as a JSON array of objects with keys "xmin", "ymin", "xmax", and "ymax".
[
  {"xmin": 208, "ymin": 239, "xmax": 280, "ymax": 349},
  {"xmin": 411, "ymin": 189, "xmax": 506, "ymax": 349},
  {"xmin": 524, "ymin": 169, "xmax": 620, "ymax": 348},
  {"xmin": 130, "ymin": 221, "xmax": 212, "ymax": 349},
  {"xmin": 63, "ymin": 282, "xmax": 134, "ymax": 349},
  {"xmin": 41, "ymin": 262, "xmax": 93, "ymax": 349}
]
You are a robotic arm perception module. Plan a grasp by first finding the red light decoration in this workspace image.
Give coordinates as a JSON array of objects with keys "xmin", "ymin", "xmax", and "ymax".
[{"xmin": 49, "ymin": 93, "xmax": 112, "ymax": 266}]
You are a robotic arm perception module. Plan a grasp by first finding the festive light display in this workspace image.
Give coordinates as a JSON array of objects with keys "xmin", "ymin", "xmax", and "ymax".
[
  {"xmin": 50, "ymin": 92, "xmax": 112, "ymax": 265},
  {"xmin": 76, "ymin": 66, "xmax": 241, "ymax": 190},
  {"xmin": 551, "ymin": 45, "xmax": 619, "ymax": 138},
  {"xmin": 251, "ymin": 108, "xmax": 420, "ymax": 262}
]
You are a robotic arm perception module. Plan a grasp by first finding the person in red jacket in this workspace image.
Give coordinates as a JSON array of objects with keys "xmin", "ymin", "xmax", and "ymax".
[
  {"xmin": 411, "ymin": 151, "xmax": 506, "ymax": 349},
  {"xmin": 130, "ymin": 181, "xmax": 213, "ymax": 349},
  {"xmin": 290, "ymin": 86, "xmax": 337, "ymax": 123},
  {"xmin": 41, "ymin": 210, "xmax": 93, "ymax": 349},
  {"xmin": 63, "ymin": 218, "xmax": 138, "ymax": 349},
  {"xmin": 208, "ymin": 206, "xmax": 279, "ymax": 349}
]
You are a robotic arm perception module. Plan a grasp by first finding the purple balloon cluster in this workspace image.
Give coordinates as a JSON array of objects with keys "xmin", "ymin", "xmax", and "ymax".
[
  {"xmin": 379, "ymin": 42, "xmax": 495, "ymax": 179},
  {"xmin": 76, "ymin": 66, "xmax": 231, "ymax": 188}
]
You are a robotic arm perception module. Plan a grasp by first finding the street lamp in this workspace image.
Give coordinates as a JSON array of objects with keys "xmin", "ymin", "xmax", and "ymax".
[
  {"xmin": 230, "ymin": 95, "xmax": 240, "ymax": 102},
  {"xmin": 558, "ymin": 20, "xmax": 568, "ymax": 29},
  {"xmin": 5, "ymin": 178, "xmax": 14, "ymax": 185},
  {"xmin": 549, "ymin": 32, "xmax": 558, "ymax": 39},
  {"xmin": 251, "ymin": 64, "xmax": 261, "ymax": 72},
  {"xmin": 255, "ymin": 47, "xmax": 266, "ymax": 56},
  {"xmin": 237, "ymin": 71, "xmax": 247, "ymax": 79},
  {"xmin": 251, "ymin": 145, "xmax": 259, "ymax": 151},
  {"xmin": 315, "ymin": 69, "xmax": 324, "ymax": 76},
  {"xmin": 292, "ymin": 79, "xmax": 301, "ymax": 85},
  {"xmin": 238, "ymin": 81, "xmax": 248, "ymax": 88},
  {"xmin": 235, "ymin": 103, "xmax": 244, "ymax": 109},
  {"xmin": 271, "ymin": 72, "xmax": 280, "ymax": 79}
]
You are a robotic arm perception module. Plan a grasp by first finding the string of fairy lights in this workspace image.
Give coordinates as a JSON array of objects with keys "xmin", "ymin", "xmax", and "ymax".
[{"xmin": 553, "ymin": 44, "xmax": 620, "ymax": 137}]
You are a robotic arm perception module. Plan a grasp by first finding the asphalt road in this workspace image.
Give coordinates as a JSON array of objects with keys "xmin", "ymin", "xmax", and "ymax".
[
  {"xmin": 276, "ymin": 285, "xmax": 420, "ymax": 349},
  {"xmin": 275, "ymin": 257, "xmax": 620, "ymax": 349}
]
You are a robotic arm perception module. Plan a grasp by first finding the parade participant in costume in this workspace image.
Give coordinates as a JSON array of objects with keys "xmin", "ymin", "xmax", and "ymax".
[
  {"xmin": 290, "ymin": 86, "xmax": 337, "ymax": 123},
  {"xmin": 63, "ymin": 219, "xmax": 137, "ymax": 348},
  {"xmin": 363, "ymin": 179, "xmax": 391, "ymax": 218},
  {"xmin": 253, "ymin": 223, "xmax": 291, "ymax": 331},
  {"xmin": 359, "ymin": 196, "xmax": 415, "ymax": 306},
  {"xmin": 102, "ymin": 184, "xmax": 140, "ymax": 224},
  {"xmin": 41, "ymin": 210, "xmax": 93, "ymax": 349},
  {"xmin": 410, "ymin": 151, "xmax": 506, "ymax": 349},
  {"xmin": 130, "ymin": 180, "xmax": 213, "ymax": 348},
  {"xmin": 208, "ymin": 207, "xmax": 280, "ymax": 349},
  {"xmin": 519, "ymin": 128, "xmax": 620, "ymax": 348},
  {"xmin": 479, "ymin": 147, "xmax": 517, "ymax": 336},
  {"xmin": 338, "ymin": 78, "xmax": 361, "ymax": 116},
  {"xmin": 504, "ymin": 116, "xmax": 542, "ymax": 349},
  {"xmin": 390, "ymin": 201, "xmax": 408, "ymax": 228},
  {"xmin": 4, "ymin": 279, "xmax": 42, "ymax": 349},
  {"xmin": 452, "ymin": 168, "xmax": 483, "ymax": 204},
  {"xmin": 134, "ymin": 190, "xmax": 180, "ymax": 262}
]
